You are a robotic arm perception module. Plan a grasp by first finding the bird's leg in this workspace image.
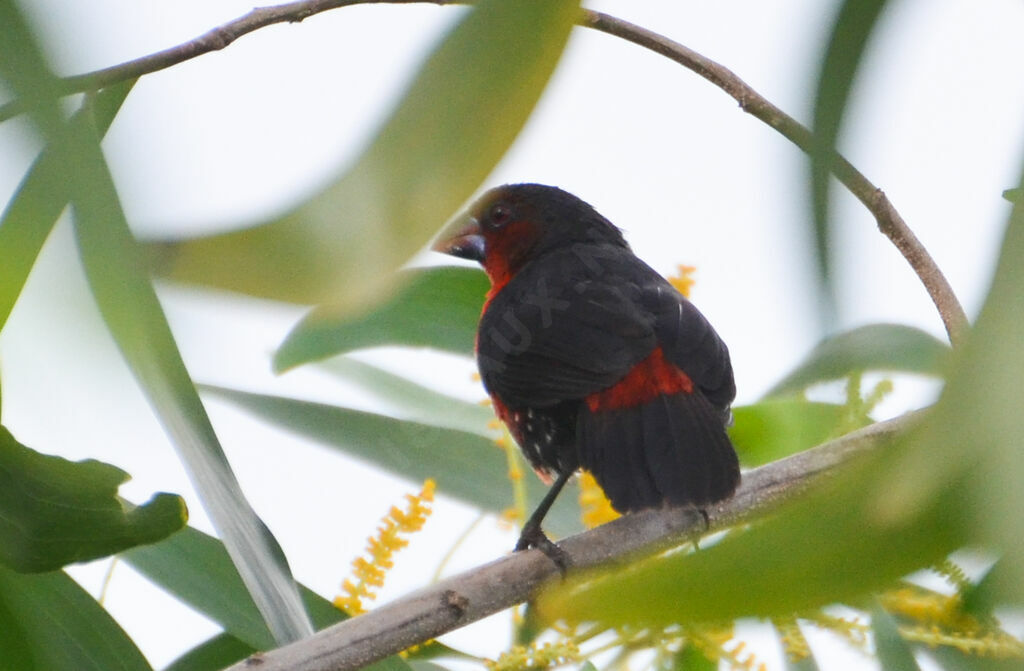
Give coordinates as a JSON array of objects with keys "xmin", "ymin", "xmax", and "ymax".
[
  {"xmin": 691, "ymin": 506, "xmax": 711, "ymax": 550},
  {"xmin": 516, "ymin": 469, "xmax": 573, "ymax": 573}
]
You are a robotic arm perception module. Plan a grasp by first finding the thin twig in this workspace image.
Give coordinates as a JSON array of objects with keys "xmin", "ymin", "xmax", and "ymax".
[
  {"xmin": 0, "ymin": 1, "xmax": 447, "ymax": 124},
  {"xmin": 223, "ymin": 413, "xmax": 916, "ymax": 671},
  {"xmin": 578, "ymin": 10, "xmax": 969, "ymax": 348},
  {"xmin": 1, "ymin": 2, "xmax": 969, "ymax": 346}
]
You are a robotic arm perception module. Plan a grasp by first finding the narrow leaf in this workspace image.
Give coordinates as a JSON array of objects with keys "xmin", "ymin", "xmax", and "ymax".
[
  {"xmin": 924, "ymin": 646, "xmax": 1024, "ymax": 671},
  {"xmin": 148, "ymin": 0, "xmax": 579, "ymax": 312},
  {"xmin": 0, "ymin": 0, "xmax": 63, "ymax": 138},
  {"xmin": 314, "ymin": 356, "xmax": 493, "ymax": 436},
  {"xmin": 274, "ymin": 266, "xmax": 488, "ymax": 371},
  {"xmin": 809, "ymin": 0, "xmax": 889, "ymax": 317},
  {"xmin": 871, "ymin": 605, "xmax": 922, "ymax": 671},
  {"xmin": 0, "ymin": 565, "xmax": 151, "ymax": 671},
  {"xmin": 765, "ymin": 323, "xmax": 950, "ymax": 398},
  {"xmin": 202, "ymin": 385, "xmax": 582, "ymax": 536},
  {"xmin": 123, "ymin": 526, "xmax": 339, "ymax": 650},
  {"xmin": 0, "ymin": 81, "xmax": 135, "ymax": 333},
  {"xmin": 0, "ymin": 425, "xmax": 185, "ymax": 572},
  {"xmin": 66, "ymin": 110, "xmax": 311, "ymax": 642},
  {"xmin": 124, "ymin": 526, "xmax": 409, "ymax": 671},
  {"xmin": 539, "ymin": 440, "xmax": 963, "ymax": 627},
  {"xmin": 673, "ymin": 644, "xmax": 716, "ymax": 671},
  {"xmin": 163, "ymin": 634, "xmax": 254, "ymax": 671},
  {"xmin": 729, "ymin": 400, "xmax": 853, "ymax": 467}
]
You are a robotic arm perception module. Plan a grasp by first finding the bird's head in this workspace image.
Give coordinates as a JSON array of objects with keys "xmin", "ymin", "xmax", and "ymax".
[{"xmin": 432, "ymin": 183, "xmax": 627, "ymax": 287}]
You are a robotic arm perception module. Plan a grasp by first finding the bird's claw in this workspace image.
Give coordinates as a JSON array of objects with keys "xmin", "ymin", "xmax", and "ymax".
[{"xmin": 515, "ymin": 526, "xmax": 571, "ymax": 576}]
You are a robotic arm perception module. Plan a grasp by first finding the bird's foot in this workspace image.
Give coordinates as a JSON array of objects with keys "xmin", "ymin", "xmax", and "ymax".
[{"xmin": 515, "ymin": 525, "xmax": 570, "ymax": 576}]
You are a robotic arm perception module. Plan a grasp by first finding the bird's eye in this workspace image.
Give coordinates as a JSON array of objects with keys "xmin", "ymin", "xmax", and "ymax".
[{"xmin": 489, "ymin": 203, "xmax": 513, "ymax": 228}]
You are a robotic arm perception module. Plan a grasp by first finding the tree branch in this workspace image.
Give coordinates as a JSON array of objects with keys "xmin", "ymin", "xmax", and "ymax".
[
  {"xmin": 223, "ymin": 413, "xmax": 916, "ymax": 671},
  {"xmin": 2, "ymin": 1, "xmax": 968, "ymax": 346},
  {"xmin": 0, "ymin": 1, "xmax": 449, "ymax": 124}
]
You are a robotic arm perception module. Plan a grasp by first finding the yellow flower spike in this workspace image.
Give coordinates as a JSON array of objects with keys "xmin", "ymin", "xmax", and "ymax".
[
  {"xmin": 803, "ymin": 612, "xmax": 868, "ymax": 650},
  {"xmin": 877, "ymin": 584, "xmax": 1024, "ymax": 659},
  {"xmin": 898, "ymin": 625, "xmax": 1024, "ymax": 658},
  {"xmin": 689, "ymin": 626, "xmax": 766, "ymax": 671},
  {"xmin": 668, "ymin": 264, "xmax": 697, "ymax": 299},
  {"xmin": 879, "ymin": 587, "xmax": 968, "ymax": 631},
  {"xmin": 775, "ymin": 617, "xmax": 811, "ymax": 663},
  {"xmin": 932, "ymin": 558, "xmax": 972, "ymax": 594},
  {"xmin": 485, "ymin": 640, "xmax": 581, "ymax": 671},
  {"xmin": 863, "ymin": 378, "xmax": 894, "ymax": 415},
  {"xmin": 335, "ymin": 479, "xmax": 436, "ymax": 617},
  {"xmin": 578, "ymin": 471, "xmax": 620, "ymax": 528}
]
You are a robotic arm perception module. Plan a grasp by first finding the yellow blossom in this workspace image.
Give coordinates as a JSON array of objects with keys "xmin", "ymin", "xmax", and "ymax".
[
  {"xmin": 775, "ymin": 617, "xmax": 811, "ymax": 663},
  {"xmin": 578, "ymin": 471, "xmax": 620, "ymax": 528},
  {"xmin": 334, "ymin": 479, "xmax": 436, "ymax": 616},
  {"xmin": 485, "ymin": 640, "xmax": 580, "ymax": 671},
  {"xmin": 668, "ymin": 264, "xmax": 697, "ymax": 298}
]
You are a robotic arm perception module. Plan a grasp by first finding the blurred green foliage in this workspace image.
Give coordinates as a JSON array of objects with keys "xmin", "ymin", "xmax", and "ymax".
[{"xmin": 0, "ymin": 0, "xmax": 1020, "ymax": 668}]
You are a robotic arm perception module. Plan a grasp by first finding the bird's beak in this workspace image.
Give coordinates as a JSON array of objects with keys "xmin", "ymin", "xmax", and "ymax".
[{"xmin": 431, "ymin": 213, "xmax": 485, "ymax": 262}]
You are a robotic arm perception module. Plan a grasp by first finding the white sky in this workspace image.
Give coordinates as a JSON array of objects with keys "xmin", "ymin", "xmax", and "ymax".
[{"xmin": 1, "ymin": 1, "xmax": 1023, "ymax": 669}]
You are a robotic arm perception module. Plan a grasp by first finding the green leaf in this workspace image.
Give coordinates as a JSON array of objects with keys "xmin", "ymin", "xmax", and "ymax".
[
  {"xmin": 201, "ymin": 385, "xmax": 582, "ymax": 537},
  {"xmin": 871, "ymin": 604, "xmax": 921, "ymax": 671},
  {"xmin": 275, "ymin": 266, "xmax": 488, "ymax": 371},
  {"xmin": 407, "ymin": 663, "xmax": 450, "ymax": 671},
  {"xmin": 764, "ymin": 324, "xmax": 950, "ymax": 398},
  {"xmin": 163, "ymin": 634, "xmax": 254, "ymax": 671},
  {"xmin": 313, "ymin": 356, "xmax": 493, "ymax": 436},
  {"xmin": 0, "ymin": 0, "xmax": 63, "ymax": 139},
  {"xmin": 123, "ymin": 526, "xmax": 339, "ymax": 650},
  {"xmin": 65, "ymin": 104, "xmax": 311, "ymax": 642},
  {"xmin": 148, "ymin": 0, "xmax": 579, "ymax": 312},
  {"xmin": 1002, "ymin": 188, "xmax": 1021, "ymax": 204},
  {"xmin": 538, "ymin": 167, "xmax": 1024, "ymax": 631},
  {"xmin": 539, "ymin": 438, "xmax": 963, "ymax": 627},
  {"xmin": 809, "ymin": 0, "xmax": 890, "ymax": 318},
  {"xmin": 0, "ymin": 81, "xmax": 135, "ymax": 333},
  {"xmin": 0, "ymin": 424, "xmax": 185, "ymax": 572},
  {"xmin": 729, "ymin": 400, "xmax": 851, "ymax": 467},
  {"xmin": 0, "ymin": 565, "xmax": 151, "ymax": 671},
  {"xmin": 673, "ymin": 644, "xmax": 715, "ymax": 671},
  {"xmin": 912, "ymin": 170, "xmax": 1024, "ymax": 602},
  {"xmin": 924, "ymin": 646, "xmax": 1024, "ymax": 671},
  {"xmin": 783, "ymin": 650, "xmax": 821, "ymax": 671},
  {"xmin": 124, "ymin": 526, "xmax": 409, "ymax": 671},
  {"xmin": 401, "ymin": 640, "xmax": 474, "ymax": 663}
]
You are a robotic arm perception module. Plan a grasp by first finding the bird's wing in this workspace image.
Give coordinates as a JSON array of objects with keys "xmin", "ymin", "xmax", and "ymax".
[
  {"xmin": 477, "ymin": 250, "xmax": 656, "ymax": 407},
  {"xmin": 641, "ymin": 281, "xmax": 736, "ymax": 410}
]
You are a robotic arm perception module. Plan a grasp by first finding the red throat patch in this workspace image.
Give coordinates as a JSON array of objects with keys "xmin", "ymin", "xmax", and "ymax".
[
  {"xmin": 585, "ymin": 346, "xmax": 694, "ymax": 412},
  {"xmin": 480, "ymin": 220, "xmax": 542, "ymax": 309}
]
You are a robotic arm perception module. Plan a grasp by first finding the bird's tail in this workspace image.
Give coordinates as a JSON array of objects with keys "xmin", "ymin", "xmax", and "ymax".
[{"xmin": 576, "ymin": 391, "xmax": 740, "ymax": 513}]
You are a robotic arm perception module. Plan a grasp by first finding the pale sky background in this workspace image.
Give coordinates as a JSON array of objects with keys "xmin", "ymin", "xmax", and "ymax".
[{"xmin": 1, "ymin": 1, "xmax": 1023, "ymax": 669}]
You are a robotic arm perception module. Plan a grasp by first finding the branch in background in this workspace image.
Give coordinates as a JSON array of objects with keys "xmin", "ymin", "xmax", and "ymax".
[
  {"xmin": 223, "ymin": 414, "xmax": 916, "ymax": 671},
  {"xmin": 0, "ymin": 0, "xmax": 448, "ymax": 123},
  {"xmin": 0, "ymin": 1, "xmax": 969, "ymax": 346},
  {"xmin": 579, "ymin": 10, "xmax": 969, "ymax": 348}
]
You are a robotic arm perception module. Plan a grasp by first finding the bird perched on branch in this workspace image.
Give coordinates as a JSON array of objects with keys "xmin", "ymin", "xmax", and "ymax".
[{"xmin": 432, "ymin": 184, "xmax": 739, "ymax": 562}]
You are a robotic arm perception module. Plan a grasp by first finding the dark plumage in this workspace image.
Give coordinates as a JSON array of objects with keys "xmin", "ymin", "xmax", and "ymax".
[{"xmin": 433, "ymin": 183, "xmax": 739, "ymax": 552}]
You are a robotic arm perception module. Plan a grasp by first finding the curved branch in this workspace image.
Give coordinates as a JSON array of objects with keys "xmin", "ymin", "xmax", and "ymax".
[
  {"xmin": 0, "ymin": 0, "xmax": 448, "ymax": 124},
  {"xmin": 224, "ymin": 413, "xmax": 916, "ymax": 671},
  {"xmin": 578, "ymin": 11, "xmax": 969, "ymax": 347}
]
